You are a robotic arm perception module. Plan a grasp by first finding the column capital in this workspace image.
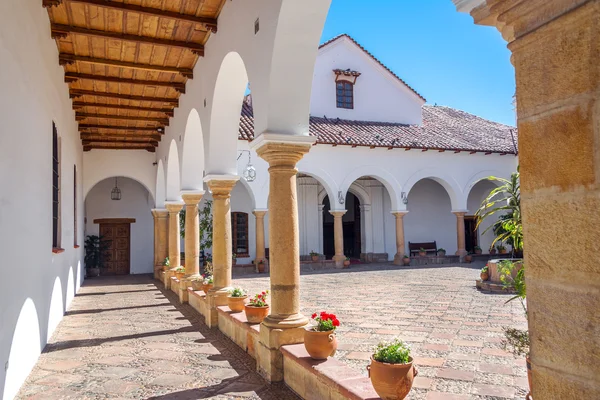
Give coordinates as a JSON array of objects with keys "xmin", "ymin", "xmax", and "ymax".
[
  {"xmin": 391, "ymin": 210, "xmax": 409, "ymax": 217},
  {"xmin": 181, "ymin": 190, "xmax": 204, "ymax": 205},
  {"xmin": 165, "ymin": 202, "xmax": 184, "ymax": 213},
  {"xmin": 206, "ymin": 178, "xmax": 238, "ymax": 199},
  {"xmin": 329, "ymin": 210, "xmax": 347, "ymax": 218},
  {"xmin": 252, "ymin": 209, "xmax": 268, "ymax": 218},
  {"xmin": 452, "ymin": 210, "xmax": 468, "ymax": 217},
  {"xmin": 255, "ymin": 142, "xmax": 312, "ymax": 168},
  {"xmin": 151, "ymin": 208, "xmax": 169, "ymax": 218}
]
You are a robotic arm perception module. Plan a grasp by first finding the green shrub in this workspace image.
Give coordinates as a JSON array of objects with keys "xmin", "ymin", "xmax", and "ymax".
[{"xmin": 373, "ymin": 339, "xmax": 411, "ymax": 364}]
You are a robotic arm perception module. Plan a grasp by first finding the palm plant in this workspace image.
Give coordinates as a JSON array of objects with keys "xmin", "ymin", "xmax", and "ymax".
[
  {"xmin": 84, "ymin": 235, "xmax": 111, "ymax": 271},
  {"xmin": 475, "ymin": 169, "xmax": 522, "ymax": 255}
]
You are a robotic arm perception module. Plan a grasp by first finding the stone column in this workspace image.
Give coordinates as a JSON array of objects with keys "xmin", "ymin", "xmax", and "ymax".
[
  {"xmin": 204, "ymin": 176, "xmax": 238, "ymax": 327},
  {"xmin": 177, "ymin": 192, "xmax": 204, "ymax": 303},
  {"xmin": 255, "ymin": 140, "xmax": 313, "ymax": 382},
  {"xmin": 361, "ymin": 204, "xmax": 373, "ymax": 261},
  {"xmin": 317, "ymin": 204, "xmax": 324, "ymax": 255},
  {"xmin": 330, "ymin": 210, "xmax": 347, "ymax": 267},
  {"xmin": 165, "ymin": 202, "xmax": 183, "ymax": 289},
  {"xmin": 459, "ymin": 1, "xmax": 600, "ymax": 397},
  {"xmin": 151, "ymin": 209, "xmax": 169, "ymax": 279},
  {"xmin": 253, "ymin": 209, "xmax": 267, "ymax": 266},
  {"xmin": 453, "ymin": 211, "xmax": 467, "ymax": 257},
  {"xmin": 392, "ymin": 211, "xmax": 408, "ymax": 265}
]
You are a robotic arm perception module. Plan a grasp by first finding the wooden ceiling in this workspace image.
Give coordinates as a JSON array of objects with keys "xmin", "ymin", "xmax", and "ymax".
[{"xmin": 43, "ymin": 0, "xmax": 226, "ymax": 152}]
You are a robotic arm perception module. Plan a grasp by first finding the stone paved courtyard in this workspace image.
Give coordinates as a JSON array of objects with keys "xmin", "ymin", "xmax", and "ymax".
[
  {"xmin": 17, "ymin": 263, "xmax": 529, "ymax": 400},
  {"xmin": 16, "ymin": 275, "xmax": 297, "ymax": 400},
  {"xmin": 233, "ymin": 263, "xmax": 529, "ymax": 400}
]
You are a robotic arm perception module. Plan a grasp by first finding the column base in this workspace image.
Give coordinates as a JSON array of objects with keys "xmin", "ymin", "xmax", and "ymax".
[
  {"xmin": 177, "ymin": 275, "xmax": 201, "ymax": 303},
  {"xmin": 393, "ymin": 253, "xmax": 403, "ymax": 265},
  {"xmin": 257, "ymin": 323, "xmax": 307, "ymax": 382},
  {"xmin": 262, "ymin": 313, "xmax": 309, "ymax": 329},
  {"xmin": 455, "ymin": 249, "xmax": 468, "ymax": 260},
  {"xmin": 332, "ymin": 255, "xmax": 346, "ymax": 268},
  {"xmin": 204, "ymin": 287, "xmax": 231, "ymax": 328}
]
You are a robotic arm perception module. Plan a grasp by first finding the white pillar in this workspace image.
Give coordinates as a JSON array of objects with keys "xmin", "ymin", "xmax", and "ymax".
[
  {"xmin": 317, "ymin": 204, "xmax": 324, "ymax": 255},
  {"xmin": 360, "ymin": 204, "xmax": 374, "ymax": 254}
]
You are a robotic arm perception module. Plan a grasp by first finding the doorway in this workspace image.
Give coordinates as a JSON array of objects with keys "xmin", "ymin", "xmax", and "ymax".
[
  {"xmin": 464, "ymin": 216, "xmax": 478, "ymax": 253},
  {"xmin": 96, "ymin": 218, "xmax": 134, "ymax": 275},
  {"xmin": 322, "ymin": 193, "xmax": 361, "ymax": 260}
]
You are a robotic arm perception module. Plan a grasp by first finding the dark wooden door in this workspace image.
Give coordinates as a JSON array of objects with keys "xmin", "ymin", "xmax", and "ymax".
[
  {"xmin": 99, "ymin": 223, "xmax": 131, "ymax": 275},
  {"xmin": 464, "ymin": 216, "xmax": 478, "ymax": 253}
]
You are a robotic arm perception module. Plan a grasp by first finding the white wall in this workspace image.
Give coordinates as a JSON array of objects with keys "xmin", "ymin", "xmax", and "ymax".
[
  {"xmin": 311, "ymin": 36, "xmax": 425, "ymax": 124},
  {"xmin": 85, "ymin": 178, "xmax": 154, "ymax": 275},
  {"xmin": 0, "ymin": 3, "xmax": 84, "ymax": 398},
  {"xmin": 467, "ymin": 180, "xmax": 498, "ymax": 252}
]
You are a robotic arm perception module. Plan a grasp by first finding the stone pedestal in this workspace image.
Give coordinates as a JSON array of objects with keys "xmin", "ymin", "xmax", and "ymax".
[
  {"xmin": 165, "ymin": 202, "xmax": 183, "ymax": 289},
  {"xmin": 329, "ymin": 210, "xmax": 347, "ymax": 267},
  {"xmin": 151, "ymin": 209, "xmax": 169, "ymax": 279},
  {"xmin": 392, "ymin": 211, "xmax": 408, "ymax": 265},
  {"xmin": 452, "ymin": 211, "xmax": 467, "ymax": 258},
  {"xmin": 205, "ymin": 176, "xmax": 238, "ymax": 328},
  {"xmin": 255, "ymin": 139, "xmax": 313, "ymax": 382},
  {"xmin": 253, "ymin": 209, "xmax": 268, "ymax": 269},
  {"xmin": 179, "ymin": 191, "xmax": 204, "ymax": 303}
]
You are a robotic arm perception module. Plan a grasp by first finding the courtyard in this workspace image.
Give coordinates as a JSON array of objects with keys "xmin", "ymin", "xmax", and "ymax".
[{"xmin": 17, "ymin": 264, "xmax": 528, "ymax": 399}]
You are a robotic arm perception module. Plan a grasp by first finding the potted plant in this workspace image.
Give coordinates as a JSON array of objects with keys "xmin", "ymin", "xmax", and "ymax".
[
  {"xmin": 343, "ymin": 256, "xmax": 351, "ymax": 268},
  {"xmin": 497, "ymin": 243, "xmax": 508, "ymax": 254},
  {"xmin": 257, "ymin": 259, "xmax": 266, "ymax": 273},
  {"xmin": 232, "ymin": 253, "xmax": 237, "ymax": 265},
  {"xmin": 489, "ymin": 245, "xmax": 497, "ymax": 255},
  {"xmin": 309, "ymin": 250, "xmax": 320, "ymax": 262},
  {"xmin": 244, "ymin": 290, "xmax": 269, "ymax": 324},
  {"xmin": 227, "ymin": 287, "xmax": 247, "ymax": 313},
  {"xmin": 464, "ymin": 252, "xmax": 473, "ymax": 263},
  {"xmin": 474, "ymin": 245, "xmax": 482, "ymax": 255},
  {"xmin": 304, "ymin": 311, "xmax": 340, "ymax": 360},
  {"xmin": 162, "ymin": 256, "xmax": 170, "ymax": 271},
  {"xmin": 84, "ymin": 234, "xmax": 110, "ymax": 278},
  {"xmin": 480, "ymin": 264, "xmax": 490, "ymax": 281},
  {"xmin": 437, "ymin": 248, "xmax": 446, "ymax": 257},
  {"xmin": 402, "ymin": 255, "xmax": 410, "ymax": 266},
  {"xmin": 191, "ymin": 277, "xmax": 203, "ymax": 291},
  {"xmin": 174, "ymin": 266, "xmax": 185, "ymax": 280},
  {"xmin": 202, "ymin": 274, "xmax": 214, "ymax": 293},
  {"xmin": 418, "ymin": 248, "xmax": 427, "ymax": 257},
  {"xmin": 368, "ymin": 339, "xmax": 417, "ymax": 400}
]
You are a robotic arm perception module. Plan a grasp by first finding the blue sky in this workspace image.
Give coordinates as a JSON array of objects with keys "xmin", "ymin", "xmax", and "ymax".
[{"xmin": 320, "ymin": 0, "xmax": 516, "ymax": 126}]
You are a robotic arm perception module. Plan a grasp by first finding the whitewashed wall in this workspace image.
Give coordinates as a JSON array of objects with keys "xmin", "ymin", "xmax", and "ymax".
[
  {"xmin": 467, "ymin": 180, "xmax": 499, "ymax": 253},
  {"xmin": 84, "ymin": 178, "xmax": 154, "ymax": 275},
  {"xmin": 0, "ymin": 3, "xmax": 84, "ymax": 398}
]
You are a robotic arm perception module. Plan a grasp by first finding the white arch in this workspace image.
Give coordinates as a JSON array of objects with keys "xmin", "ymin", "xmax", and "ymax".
[
  {"xmin": 403, "ymin": 169, "xmax": 463, "ymax": 210},
  {"xmin": 155, "ymin": 159, "xmax": 166, "ymax": 208},
  {"xmin": 463, "ymin": 169, "xmax": 507, "ymax": 196},
  {"xmin": 85, "ymin": 176, "xmax": 154, "ymax": 205},
  {"xmin": 181, "ymin": 109, "xmax": 205, "ymax": 190},
  {"xmin": 207, "ymin": 52, "xmax": 249, "ymax": 176},
  {"xmin": 236, "ymin": 178, "xmax": 257, "ymax": 211},
  {"xmin": 3, "ymin": 299, "xmax": 41, "ymax": 400},
  {"xmin": 348, "ymin": 182, "xmax": 371, "ymax": 206},
  {"xmin": 339, "ymin": 166, "xmax": 403, "ymax": 211},
  {"xmin": 166, "ymin": 140, "xmax": 182, "ymax": 201},
  {"xmin": 47, "ymin": 276, "xmax": 63, "ymax": 341},
  {"xmin": 297, "ymin": 168, "xmax": 338, "ymax": 209}
]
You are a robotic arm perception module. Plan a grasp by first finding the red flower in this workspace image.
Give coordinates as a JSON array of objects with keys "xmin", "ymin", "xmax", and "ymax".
[
  {"xmin": 332, "ymin": 318, "xmax": 340, "ymax": 327},
  {"xmin": 311, "ymin": 313, "xmax": 317, "ymax": 319}
]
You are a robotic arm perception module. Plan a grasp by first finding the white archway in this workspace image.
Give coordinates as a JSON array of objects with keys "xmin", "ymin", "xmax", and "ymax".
[
  {"xmin": 207, "ymin": 52, "xmax": 249, "ymax": 176},
  {"xmin": 299, "ymin": 169, "xmax": 337, "ymax": 209},
  {"xmin": 339, "ymin": 166, "xmax": 403, "ymax": 211},
  {"xmin": 155, "ymin": 159, "xmax": 166, "ymax": 208},
  {"xmin": 166, "ymin": 140, "xmax": 181, "ymax": 201},
  {"xmin": 181, "ymin": 109, "xmax": 205, "ymax": 190},
  {"xmin": 403, "ymin": 169, "xmax": 463, "ymax": 210}
]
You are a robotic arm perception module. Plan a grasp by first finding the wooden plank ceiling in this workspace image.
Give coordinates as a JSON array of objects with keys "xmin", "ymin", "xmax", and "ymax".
[{"xmin": 43, "ymin": 0, "xmax": 226, "ymax": 152}]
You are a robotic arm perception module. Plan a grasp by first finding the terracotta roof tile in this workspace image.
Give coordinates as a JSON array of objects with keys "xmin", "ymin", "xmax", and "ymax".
[{"xmin": 239, "ymin": 101, "xmax": 518, "ymax": 154}]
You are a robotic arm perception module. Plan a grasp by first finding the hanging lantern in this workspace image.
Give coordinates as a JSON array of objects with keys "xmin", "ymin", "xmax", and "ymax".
[
  {"xmin": 244, "ymin": 162, "xmax": 256, "ymax": 182},
  {"xmin": 111, "ymin": 177, "xmax": 122, "ymax": 200}
]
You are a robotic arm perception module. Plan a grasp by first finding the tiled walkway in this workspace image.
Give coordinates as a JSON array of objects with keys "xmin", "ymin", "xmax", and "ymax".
[
  {"xmin": 16, "ymin": 275, "xmax": 297, "ymax": 400},
  {"xmin": 233, "ymin": 263, "xmax": 529, "ymax": 400}
]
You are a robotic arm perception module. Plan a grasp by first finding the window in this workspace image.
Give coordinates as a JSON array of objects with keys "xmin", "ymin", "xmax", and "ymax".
[
  {"xmin": 52, "ymin": 122, "xmax": 61, "ymax": 250},
  {"xmin": 231, "ymin": 212, "xmax": 249, "ymax": 257},
  {"xmin": 73, "ymin": 165, "xmax": 78, "ymax": 247},
  {"xmin": 336, "ymin": 81, "xmax": 354, "ymax": 109}
]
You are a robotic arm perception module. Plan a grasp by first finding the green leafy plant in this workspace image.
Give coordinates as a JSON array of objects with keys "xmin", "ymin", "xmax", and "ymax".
[
  {"xmin": 373, "ymin": 339, "xmax": 411, "ymax": 364},
  {"xmin": 84, "ymin": 235, "xmax": 111, "ymax": 270},
  {"xmin": 474, "ymin": 245, "xmax": 482, "ymax": 251},
  {"xmin": 162, "ymin": 257, "xmax": 170, "ymax": 267},
  {"xmin": 232, "ymin": 253, "xmax": 237, "ymax": 260},
  {"xmin": 475, "ymin": 169, "xmax": 522, "ymax": 255},
  {"xmin": 481, "ymin": 264, "xmax": 489, "ymax": 273},
  {"xmin": 309, "ymin": 250, "xmax": 319, "ymax": 257},
  {"xmin": 309, "ymin": 311, "xmax": 340, "ymax": 332},
  {"xmin": 203, "ymin": 259, "xmax": 213, "ymax": 276},
  {"xmin": 248, "ymin": 290, "xmax": 269, "ymax": 307},
  {"xmin": 437, "ymin": 248, "xmax": 446, "ymax": 252},
  {"xmin": 402, "ymin": 255, "xmax": 410, "ymax": 259},
  {"xmin": 497, "ymin": 243, "xmax": 507, "ymax": 251},
  {"xmin": 179, "ymin": 201, "xmax": 213, "ymax": 251},
  {"xmin": 202, "ymin": 274, "xmax": 213, "ymax": 284},
  {"xmin": 175, "ymin": 266, "xmax": 185, "ymax": 273},
  {"xmin": 502, "ymin": 327, "xmax": 530, "ymax": 358},
  {"xmin": 228, "ymin": 287, "xmax": 246, "ymax": 298},
  {"xmin": 498, "ymin": 260, "xmax": 527, "ymax": 314},
  {"xmin": 419, "ymin": 247, "xmax": 426, "ymax": 252}
]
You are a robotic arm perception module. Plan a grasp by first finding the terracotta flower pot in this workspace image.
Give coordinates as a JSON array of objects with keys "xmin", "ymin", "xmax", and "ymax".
[
  {"xmin": 475, "ymin": 249, "xmax": 482, "ymax": 255},
  {"xmin": 227, "ymin": 295, "xmax": 247, "ymax": 313},
  {"xmin": 499, "ymin": 249, "xmax": 508, "ymax": 254},
  {"xmin": 304, "ymin": 329, "xmax": 338, "ymax": 360},
  {"xmin": 480, "ymin": 271, "xmax": 490, "ymax": 281},
  {"xmin": 526, "ymin": 356, "xmax": 533, "ymax": 400},
  {"xmin": 311, "ymin": 255, "xmax": 319, "ymax": 262},
  {"xmin": 257, "ymin": 262, "xmax": 265, "ymax": 273},
  {"xmin": 490, "ymin": 249, "xmax": 497, "ymax": 255},
  {"xmin": 368, "ymin": 356, "xmax": 417, "ymax": 400},
  {"xmin": 343, "ymin": 260, "xmax": 351, "ymax": 267},
  {"xmin": 437, "ymin": 251, "xmax": 446, "ymax": 257},
  {"xmin": 418, "ymin": 251, "xmax": 426, "ymax": 257},
  {"xmin": 402, "ymin": 258, "xmax": 410, "ymax": 266},
  {"xmin": 464, "ymin": 255, "xmax": 473, "ymax": 263},
  {"xmin": 244, "ymin": 305, "xmax": 269, "ymax": 324},
  {"xmin": 202, "ymin": 283, "xmax": 213, "ymax": 293},
  {"xmin": 191, "ymin": 280, "xmax": 203, "ymax": 291},
  {"xmin": 175, "ymin": 272, "xmax": 185, "ymax": 280}
]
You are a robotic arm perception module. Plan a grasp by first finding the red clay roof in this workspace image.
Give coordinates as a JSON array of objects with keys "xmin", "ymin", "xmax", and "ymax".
[
  {"xmin": 239, "ymin": 101, "xmax": 518, "ymax": 154},
  {"xmin": 319, "ymin": 34, "xmax": 426, "ymax": 102}
]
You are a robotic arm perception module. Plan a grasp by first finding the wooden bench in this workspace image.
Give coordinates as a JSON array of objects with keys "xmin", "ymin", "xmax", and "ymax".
[{"xmin": 408, "ymin": 241, "xmax": 437, "ymax": 257}]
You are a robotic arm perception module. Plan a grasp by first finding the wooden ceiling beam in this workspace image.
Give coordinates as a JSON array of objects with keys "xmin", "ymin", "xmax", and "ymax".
[
  {"xmin": 69, "ymin": 89, "xmax": 178, "ymax": 105},
  {"xmin": 80, "ymin": 132, "xmax": 161, "ymax": 140},
  {"xmin": 59, "ymin": 53, "xmax": 193, "ymax": 78},
  {"xmin": 72, "ymin": 101, "xmax": 174, "ymax": 116},
  {"xmin": 83, "ymin": 144, "xmax": 156, "ymax": 152},
  {"xmin": 52, "ymin": 24, "xmax": 204, "ymax": 56},
  {"xmin": 65, "ymin": 73, "xmax": 186, "ymax": 93},
  {"xmin": 82, "ymin": 139, "xmax": 159, "ymax": 146},
  {"xmin": 75, "ymin": 112, "xmax": 169, "ymax": 124},
  {"xmin": 49, "ymin": 0, "xmax": 218, "ymax": 32},
  {"xmin": 79, "ymin": 124, "xmax": 164, "ymax": 132}
]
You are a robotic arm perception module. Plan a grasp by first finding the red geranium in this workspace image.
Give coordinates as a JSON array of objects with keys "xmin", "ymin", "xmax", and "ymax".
[{"xmin": 310, "ymin": 311, "xmax": 340, "ymax": 332}]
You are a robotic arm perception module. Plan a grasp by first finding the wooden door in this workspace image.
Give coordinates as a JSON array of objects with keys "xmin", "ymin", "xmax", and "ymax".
[
  {"xmin": 464, "ymin": 216, "xmax": 478, "ymax": 253},
  {"xmin": 99, "ymin": 223, "xmax": 131, "ymax": 275}
]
